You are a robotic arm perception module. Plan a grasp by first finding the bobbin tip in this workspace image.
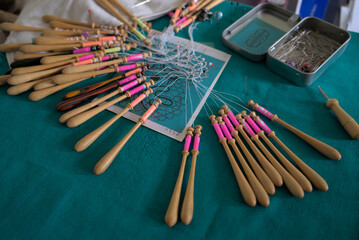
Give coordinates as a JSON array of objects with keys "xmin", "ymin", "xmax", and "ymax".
[
  {"xmin": 241, "ymin": 110, "xmax": 247, "ymax": 116},
  {"xmin": 221, "ymin": 105, "xmax": 228, "ymax": 110},
  {"xmin": 248, "ymin": 100, "xmax": 254, "ymax": 106},
  {"xmin": 148, "ymin": 88, "xmax": 153, "ymax": 94},
  {"xmin": 253, "ymin": 115, "xmax": 260, "ymax": 121},
  {"xmin": 249, "ymin": 112, "xmax": 256, "ymax": 117},
  {"xmin": 235, "ymin": 113, "xmax": 243, "ymax": 120},
  {"xmin": 187, "ymin": 127, "xmax": 195, "ymax": 132},
  {"xmin": 195, "ymin": 125, "xmax": 202, "ymax": 131},
  {"xmin": 156, "ymin": 98, "xmax": 162, "ymax": 105},
  {"xmin": 218, "ymin": 109, "xmax": 225, "ymax": 115},
  {"xmin": 216, "ymin": 116, "xmax": 223, "ymax": 122},
  {"xmin": 149, "ymin": 79, "xmax": 155, "ymax": 85},
  {"xmin": 209, "ymin": 115, "xmax": 216, "ymax": 121}
]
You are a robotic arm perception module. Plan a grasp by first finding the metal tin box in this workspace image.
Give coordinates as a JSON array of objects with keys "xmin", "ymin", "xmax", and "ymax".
[
  {"xmin": 222, "ymin": 3, "xmax": 351, "ymax": 86},
  {"xmin": 222, "ymin": 3, "xmax": 301, "ymax": 62},
  {"xmin": 267, "ymin": 17, "xmax": 351, "ymax": 86}
]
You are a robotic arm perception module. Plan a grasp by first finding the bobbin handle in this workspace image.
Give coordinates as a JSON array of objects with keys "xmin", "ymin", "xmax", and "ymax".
[
  {"xmin": 33, "ymin": 37, "xmax": 85, "ymax": 45},
  {"xmin": 0, "ymin": 75, "xmax": 10, "ymax": 86},
  {"xmin": 29, "ymin": 78, "xmax": 86, "ymax": 101},
  {"xmin": 326, "ymin": 99, "xmax": 359, "ymax": 140},
  {"xmin": 42, "ymin": 15, "xmax": 94, "ymax": 27},
  {"xmin": 0, "ymin": 22, "xmax": 48, "ymax": 32},
  {"xmin": 41, "ymin": 53, "xmax": 90, "ymax": 64},
  {"xmin": 15, "ymin": 52, "xmax": 63, "ymax": 61},
  {"xmin": 0, "ymin": 43, "xmax": 28, "ymax": 52},
  {"xmin": 49, "ymin": 20, "xmax": 92, "ymax": 30},
  {"xmin": 94, "ymin": 121, "xmax": 142, "ymax": 175},
  {"xmin": 220, "ymin": 138, "xmax": 256, "ymax": 207},
  {"xmin": 7, "ymin": 77, "xmax": 50, "ymax": 95},
  {"xmin": 59, "ymin": 89, "xmax": 120, "ymax": 123},
  {"xmin": 181, "ymin": 150, "xmax": 198, "ymax": 225},
  {"xmin": 52, "ymin": 68, "xmax": 113, "ymax": 84},
  {"xmin": 7, "ymin": 67, "xmax": 65, "ymax": 85},
  {"xmin": 269, "ymin": 133, "xmax": 329, "ymax": 191},
  {"xmin": 41, "ymin": 29, "xmax": 82, "ymax": 37},
  {"xmin": 66, "ymin": 94, "xmax": 128, "ymax": 128},
  {"xmin": 273, "ymin": 116, "xmax": 341, "ymax": 160},
  {"xmin": 75, "ymin": 107, "xmax": 130, "ymax": 152},
  {"xmin": 62, "ymin": 58, "xmax": 123, "ymax": 74},
  {"xmin": 108, "ymin": 0, "xmax": 135, "ymax": 19},
  {"xmin": 11, "ymin": 59, "xmax": 73, "ymax": 76},
  {"xmin": 165, "ymin": 152, "xmax": 189, "ymax": 227},
  {"xmin": 19, "ymin": 44, "xmax": 81, "ymax": 54}
]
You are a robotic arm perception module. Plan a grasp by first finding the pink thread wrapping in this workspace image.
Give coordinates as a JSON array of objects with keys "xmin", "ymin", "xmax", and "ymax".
[
  {"xmin": 118, "ymin": 64, "xmax": 136, "ymax": 72},
  {"xmin": 101, "ymin": 55, "xmax": 110, "ymax": 61},
  {"xmin": 183, "ymin": 135, "xmax": 192, "ymax": 151},
  {"xmin": 246, "ymin": 117, "xmax": 261, "ymax": 134},
  {"xmin": 129, "ymin": 84, "xmax": 146, "ymax": 96},
  {"xmin": 73, "ymin": 47, "xmax": 90, "ymax": 54},
  {"xmin": 129, "ymin": 93, "xmax": 146, "ymax": 108},
  {"xmin": 126, "ymin": 54, "xmax": 143, "ymax": 61},
  {"xmin": 74, "ymin": 59, "xmax": 93, "ymax": 66},
  {"xmin": 121, "ymin": 79, "xmax": 138, "ymax": 92},
  {"xmin": 242, "ymin": 122, "xmax": 255, "ymax": 137},
  {"xmin": 213, "ymin": 123, "xmax": 224, "ymax": 140},
  {"xmin": 227, "ymin": 111, "xmax": 240, "ymax": 127},
  {"xmin": 256, "ymin": 105, "xmax": 274, "ymax": 119},
  {"xmin": 99, "ymin": 36, "xmax": 115, "ymax": 41},
  {"xmin": 142, "ymin": 105, "xmax": 157, "ymax": 121},
  {"xmin": 119, "ymin": 75, "xmax": 137, "ymax": 85},
  {"xmin": 176, "ymin": 17, "xmax": 187, "ymax": 26},
  {"xmin": 220, "ymin": 123, "xmax": 233, "ymax": 139},
  {"xmin": 193, "ymin": 135, "xmax": 200, "ymax": 151},
  {"xmin": 78, "ymin": 54, "xmax": 94, "ymax": 61},
  {"xmin": 255, "ymin": 118, "xmax": 272, "ymax": 134},
  {"xmin": 223, "ymin": 116, "xmax": 235, "ymax": 133}
]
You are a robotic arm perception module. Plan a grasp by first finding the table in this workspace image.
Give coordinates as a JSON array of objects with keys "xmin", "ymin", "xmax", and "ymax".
[{"xmin": 1, "ymin": 2, "xmax": 358, "ymax": 239}]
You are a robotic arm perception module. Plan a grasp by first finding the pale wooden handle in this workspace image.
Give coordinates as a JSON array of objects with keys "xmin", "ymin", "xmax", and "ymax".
[
  {"xmin": 59, "ymin": 89, "xmax": 119, "ymax": 123},
  {"xmin": 0, "ymin": 43, "xmax": 29, "ymax": 52},
  {"xmin": 0, "ymin": 75, "xmax": 10, "ymax": 86},
  {"xmin": 96, "ymin": 0, "xmax": 132, "ymax": 27},
  {"xmin": 42, "ymin": 15, "xmax": 94, "ymax": 28},
  {"xmin": 53, "ymin": 68, "xmax": 113, "ymax": 84},
  {"xmin": 257, "ymin": 132, "xmax": 304, "ymax": 198},
  {"xmin": 75, "ymin": 107, "xmax": 130, "ymax": 152},
  {"xmin": 233, "ymin": 129, "xmax": 275, "ymax": 195},
  {"xmin": 49, "ymin": 20, "xmax": 92, "ymax": 30},
  {"xmin": 108, "ymin": 0, "xmax": 135, "ymax": 19},
  {"xmin": 94, "ymin": 121, "xmax": 142, "ymax": 175},
  {"xmin": 274, "ymin": 116, "xmax": 341, "ymax": 160},
  {"xmin": 204, "ymin": 0, "xmax": 225, "ymax": 11},
  {"xmin": 0, "ymin": 22, "xmax": 48, "ymax": 32},
  {"xmin": 62, "ymin": 59, "xmax": 123, "ymax": 74},
  {"xmin": 165, "ymin": 153, "xmax": 188, "ymax": 227},
  {"xmin": 33, "ymin": 78, "xmax": 56, "ymax": 90},
  {"xmin": 221, "ymin": 139, "xmax": 256, "ymax": 207},
  {"xmin": 271, "ymin": 133, "xmax": 328, "ymax": 191},
  {"xmin": 33, "ymin": 37, "xmax": 85, "ymax": 45},
  {"xmin": 66, "ymin": 94, "xmax": 127, "ymax": 128},
  {"xmin": 7, "ymin": 67, "xmax": 65, "ymax": 85},
  {"xmin": 11, "ymin": 59, "xmax": 73, "ymax": 75},
  {"xmin": 229, "ymin": 140, "xmax": 269, "ymax": 207},
  {"xmin": 29, "ymin": 78, "xmax": 85, "ymax": 101},
  {"xmin": 19, "ymin": 44, "xmax": 80, "ymax": 54},
  {"xmin": 41, "ymin": 52, "xmax": 90, "ymax": 64},
  {"xmin": 327, "ymin": 99, "xmax": 359, "ymax": 140},
  {"xmin": 181, "ymin": 152, "xmax": 198, "ymax": 225},
  {"xmin": 7, "ymin": 76, "xmax": 52, "ymax": 95},
  {"xmin": 14, "ymin": 52, "xmax": 66, "ymax": 61},
  {"xmin": 41, "ymin": 29, "xmax": 82, "ymax": 37}
]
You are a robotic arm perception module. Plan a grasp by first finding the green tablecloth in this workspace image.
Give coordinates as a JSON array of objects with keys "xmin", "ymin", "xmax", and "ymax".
[{"xmin": 1, "ymin": 3, "xmax": 358, "ymax": 239}]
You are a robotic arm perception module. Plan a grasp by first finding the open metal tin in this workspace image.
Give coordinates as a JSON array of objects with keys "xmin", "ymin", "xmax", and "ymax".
[{"xmin": 222, "ymin": 3, "xmax": 351, "ymax": 86}]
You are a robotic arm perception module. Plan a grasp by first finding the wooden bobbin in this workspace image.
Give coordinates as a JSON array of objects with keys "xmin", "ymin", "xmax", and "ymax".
[
  {"xmin": 0, "ymin": 22, "xmax": 48, "ymax": 32},
  {"xmin": 7, "ymin": 76, "xmax": 52, "ymax": 95},
  {"xmin": 218, "ymin": 109, "xmax": 269, "ymax": 206},
  {"xmin": 14, "ymin": 52, "xmax": 69, "ymax": 61},
  {"xmin": 209, "ymin": 115, "xmax": 256, "ymax": 207},
  {"xmin": 11, "ymin": 59, "xmax": 74, "ymax": 76},
  {"xmin": 0, "ymin": 75, "xmax": 11, "ymax": 86},
  {"xmin": 94, "ymin": 98, "xmax": 162, "ymax": 175},
  {"xmin": 8, "ymin": 66, "xmax": 66, "ymax": 85},
  {"xmin": 181, "ymin": 125, "xmax": 202, "ymax": 225},
  {"xmin": 248, "ymin": 100, "xmax": 341, "ymax": 160},
  {"xmin": 0, "ymin": 43, "xmax": 29, "ymax": 52},
  {"xmin": 165, "ymin": 127, "xmax": 194, "ymax": 227}
]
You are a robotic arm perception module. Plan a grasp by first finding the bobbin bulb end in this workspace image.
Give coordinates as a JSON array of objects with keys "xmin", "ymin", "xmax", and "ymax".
[
  {"xmin": 218, "ymin": 109, "xmax": 225, "ymax": 115},
  {"xmin": 156, "ymin": 98, "xmax": 162, "ymax": 105},
  {"xmin": 149, "ymin": 79, "xmax": 155, "ymax": 86},
  {"xmin": 209, "ymin": 115, "xmax": 216, "ymax": 121},
  {"xmin": 195, "ymin": 125, "xmax": 202, "ymax": 131},
  {"xmin": 221, "ymin": 105, "xmax": 228, "ymax": 110},
  {"xmin": 241, "ymin": 110, "xmax": 247, "ymax": 116},
  {"xmin": 248, "ymin": 100, "xmax": 254, "ymax": 106},
  {"xmin": 249, "ymin": 112, "xmax": 256, "ymax": 117}
]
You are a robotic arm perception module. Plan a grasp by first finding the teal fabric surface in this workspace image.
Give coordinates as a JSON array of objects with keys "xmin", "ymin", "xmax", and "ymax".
[{"xmin": 1, "ymin": 2, "xmax": 359, "ymax": 239}]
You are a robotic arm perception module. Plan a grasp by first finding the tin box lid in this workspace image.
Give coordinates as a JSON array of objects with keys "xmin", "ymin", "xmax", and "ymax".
[{"xmin": 222, "ymin": 3, "xmax": 301, "ymax": 62}]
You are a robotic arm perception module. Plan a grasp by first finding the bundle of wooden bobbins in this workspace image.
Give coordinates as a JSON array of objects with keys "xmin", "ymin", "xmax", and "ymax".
[
  {"xmin": 168, "ymin": 0, "xmax": 225, "ymax": 33},
  {"xmin": 208, "ymin": 102, "xmax": 332, "ymax": 207}
]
